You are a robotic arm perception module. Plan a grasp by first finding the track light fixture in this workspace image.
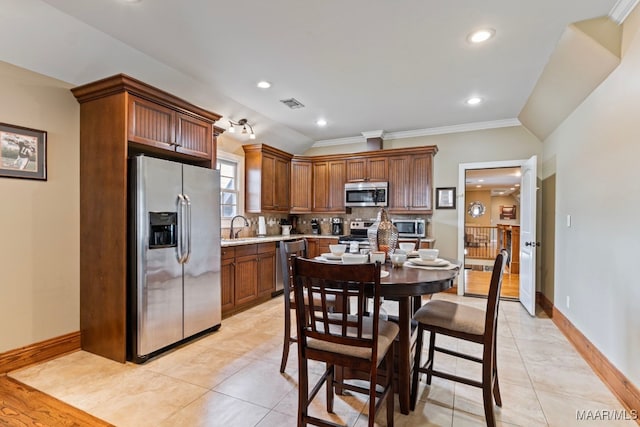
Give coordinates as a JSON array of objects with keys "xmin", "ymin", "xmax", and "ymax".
[{"xmin": 228, "ymin": 118, "xmax": 256, "ymax": 139}]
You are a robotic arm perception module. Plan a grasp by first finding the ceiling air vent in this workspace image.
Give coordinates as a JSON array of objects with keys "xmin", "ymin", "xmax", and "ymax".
[{"xmin": 280, "ymin": 98, "xmax": 305, "ymax": 109}]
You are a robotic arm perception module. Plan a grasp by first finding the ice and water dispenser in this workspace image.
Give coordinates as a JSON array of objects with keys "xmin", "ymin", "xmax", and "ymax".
[{"xmin": 148, "ymin": 212, "xmax": 177, "ymax": 248}]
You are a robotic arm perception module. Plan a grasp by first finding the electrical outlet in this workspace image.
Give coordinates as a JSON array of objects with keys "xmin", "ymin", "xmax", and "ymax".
[{"xmin": 566, "ymin": 296, "xmax": 570, "ymax": 308}]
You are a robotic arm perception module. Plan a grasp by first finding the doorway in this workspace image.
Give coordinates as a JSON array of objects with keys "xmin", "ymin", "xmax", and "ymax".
[
  {"xmin": 457, "ymin": 157, "xmax": 538, "ymax": 315},
  {"xmin": 463, "ymin": 166, "xmax": 521, "ymax": 299}
]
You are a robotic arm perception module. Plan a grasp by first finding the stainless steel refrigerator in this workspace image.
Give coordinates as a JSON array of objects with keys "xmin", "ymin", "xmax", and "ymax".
[{"xmin": 129, "ymin": 155, "xmax": 221, "ymax": 363}]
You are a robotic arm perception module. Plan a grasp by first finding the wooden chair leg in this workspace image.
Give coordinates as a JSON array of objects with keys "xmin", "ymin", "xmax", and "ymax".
[
  {"xmin": 386, "ymin": 345, "xmax": 395, "ymax": 427},
  {"xmin": 368, "ymin": 371, "xmax": 376, "ymax": 427},
  {"xmin": 492, "ymin": 341, "xmax": 502, "ymax": 406},
  {"xmin": 280, "ymin": 310, "xmax": 291, "ymax": 373},
  {"xmin": 410, "ymin": 326, "xmax": 424, "ymax": 411},
  {"xmin": 327, "ymin": 364, "xmax": 335, "ymax": 413},
  {"xmin": 298, "ymin": 358, "xmax": 309, "ymax": 426},
  {"xmin": 482, "ymin": 344, "xmax": 497, "ymax": 427},
  {"xmin": 426, "ymin": 331, "xmax": 436, "ymax": 385}
]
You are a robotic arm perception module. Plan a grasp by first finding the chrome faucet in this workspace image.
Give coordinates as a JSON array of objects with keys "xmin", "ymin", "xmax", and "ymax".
[{"xmin": 229, "ymin": 215, "xmax": 249, "ymax": 239}]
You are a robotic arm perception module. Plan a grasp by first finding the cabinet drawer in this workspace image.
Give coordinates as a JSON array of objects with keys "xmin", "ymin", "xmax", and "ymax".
[
  {"xmin": 235, "ymin": 243, "xmax": 258, "ymax": 257},
  {"xmin": 257, "ymin": 242, "xmax": 276, "ymax": 254},
  {"xmin": 221, "ymin": 247, "xmax": 235, "ymax": 259}
]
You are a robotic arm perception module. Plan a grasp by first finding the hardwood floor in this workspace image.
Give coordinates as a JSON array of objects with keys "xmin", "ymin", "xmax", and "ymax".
[
  {"xmin": 0, "ymin": 375, "xmax": 113, "ymax": 426},
  {"xmin": 446, "ymin": 268, "xmax": 520, "ymax": 299}
]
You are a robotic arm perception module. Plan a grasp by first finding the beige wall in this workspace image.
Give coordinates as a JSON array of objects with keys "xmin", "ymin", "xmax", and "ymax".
[
  {"xmin": 0, "ymin": 61, "xmax": 79, "ymax": 352},
  {"xmin": 542, "ymin": 7, "xmax": 640, "ymax": 387},
  {"xmin": 305, "ymin": 126, "xmax": 542, "ymax": 259}
]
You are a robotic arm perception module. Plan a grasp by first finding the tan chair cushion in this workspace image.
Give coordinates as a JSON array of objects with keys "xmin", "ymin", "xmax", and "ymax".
[
  {"xmin": 308, "ymin": 315, "xmax": 400, "ymax": 361},
  {"xmin": 414, "ymin": 300, "xmax": 485, "ymax": 336}
]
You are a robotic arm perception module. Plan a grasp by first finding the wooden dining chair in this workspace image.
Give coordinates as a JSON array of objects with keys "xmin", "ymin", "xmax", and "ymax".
[
  {"xmin": 278, "ymin": 239, "xmax": 341, "ymax": 373},
  {"xmin": 292, "ymin": 257, "xmax": 399, "ymax": 427},
  {"xmin": 410, "ymin": 250, "xmax": 508, "ymax": 427}
]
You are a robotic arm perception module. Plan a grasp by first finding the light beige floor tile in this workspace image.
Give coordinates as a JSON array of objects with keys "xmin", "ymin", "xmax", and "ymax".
[
  {"xmin": 255, "ymin": 410, "xmax": 297, "ymax": 426},
  {"xmin": 213, "ymin": 359, "xmax": 297, "ymax": 408},
  {"xmin": 143, "ymin": 344, "xmax": 255, "ymax": 389},
  {"xmin": 82, "ymin": 369, "xmax": 209, "ymax": 427},
  {"xmin": 536, "ymin": 389, "xmax": 638, "ymax": 427},
  {"xmin": 453, "ymin": 380, "xmax": 548, "ymax": 427},
  {"xmin": 159, "ymin": 390, "xmax": 270, "ymax": 427}
]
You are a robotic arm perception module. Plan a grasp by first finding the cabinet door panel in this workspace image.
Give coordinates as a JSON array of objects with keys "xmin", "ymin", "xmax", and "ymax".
[
  {"xmin": 175, "ymin": 113, "xmax": 212, "ymax": 160},
  {"xmin": 235, "ymin": 255, "xmax": 258, "ymax": 305},
  {"xmin": 261, "ymin": 154, "xmax": 276, "ymax": 210},
  {"xmin": 257, "ymin": 250, "xmax": 276, "ymax": 297},
  {"xmin": 409, "ymin": 154, "xmax": 433, "ymax": 211},
  {"xmin": 128, "ymin": 95, "xmax": 175, "ymax": 149},
  {"xmin": 221, "ymin": 258, "xmax": 235, "ymax": 314},
  {"xmin": 274, "ymin": 157, "xmax": 290, "ymax": 211},
  {"xmin": 313, "ymin": 162, "xmax": 329, "ymax": 211},
  {"xmin": 291, "ymin": 160, "xmax": 312, "ymax": 212},
  {"xmin": 346, "ymin": 159, "xmax": 367, "ymax": 182},
  {"xmin": 368, "ymin": 158, "xmax": 388, "ymax": 181},
  {"xmin": 328, "ymin": 160, "xmax": 346, "ymax": 211},
  {"xmin": 388, "ymin": 156, "xmax": 411, "ymax": 211}
]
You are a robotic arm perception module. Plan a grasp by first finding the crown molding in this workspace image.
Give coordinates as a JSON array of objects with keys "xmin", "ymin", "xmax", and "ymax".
[
  {"xmin": 361, "ymin": 130, "xmax": 385, "ymax": 139},
  {"xmin": 610, "ymin": 0, "xmax": 640, "ymax": 24},
  {"xmin": 312, "ymin": 118, "xmax": 521, "ymax": 148}
]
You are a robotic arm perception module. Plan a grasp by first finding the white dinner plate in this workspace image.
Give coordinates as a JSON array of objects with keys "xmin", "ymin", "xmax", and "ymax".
[
  {"xmin": 320, "ymin": 253, "xmax": 343, "ymax": 260},
  {"xmin": 408, "ymin": 258, "xmax": 450, "ymax": 267},
  {"xmin": 380, "ymin": 270, "xmax": 390, "ymax": 278}
]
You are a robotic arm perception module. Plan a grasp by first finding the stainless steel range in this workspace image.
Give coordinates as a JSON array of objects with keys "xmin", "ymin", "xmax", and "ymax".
[{"xmin": 338, "ymin": 219, "xmax": 375, "ymax": 252}]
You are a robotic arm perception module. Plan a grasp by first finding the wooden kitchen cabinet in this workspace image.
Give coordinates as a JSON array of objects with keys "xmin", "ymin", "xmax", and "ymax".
[
  {"xmin": 128, "ymin": 94, "xmax": 216, "ymax": 162},
  {"xmin": 71, "ymin": 74, "xmax": 222, "ymax": 362},
  {"xmin": 290, "ymin": 159, "xmax": 313, "ymax": 213},
  {"xmin": 257, "ymin": 243, "xmax": 276, "ymax": 297},
  {"xmin": 313, "ymin": 159, "xmax": 346, "ymax": 212},
  {"xmin": 346, "ymin": 156, "xmax": 388, "ymax": 182},
  {"xmin": 221, "ymin": 242, "xmax": 276, "ymax": 318},
  {"xmin": 306, "ymin": 237, "xmax": 339, "ymax": 258},
  {"xmin": 388, "ymin": 148, "xmax": 436, "ymax": 213},
  {"xmin": 244, "ymin": 144, "xmax": 292, "ymax": 213}
]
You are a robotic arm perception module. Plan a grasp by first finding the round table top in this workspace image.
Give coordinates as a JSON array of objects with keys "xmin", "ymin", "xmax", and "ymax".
[{"xmin": 379, "ymin": 259, "xmax": 460, "ymax": 297}]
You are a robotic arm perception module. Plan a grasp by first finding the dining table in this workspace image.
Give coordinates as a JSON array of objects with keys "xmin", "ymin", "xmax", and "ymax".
[{"xmin": 316, "ymin": 254, "xmax": 461, "ymax": 415}]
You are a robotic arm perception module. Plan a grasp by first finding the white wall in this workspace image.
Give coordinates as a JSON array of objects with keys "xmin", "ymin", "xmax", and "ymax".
[
  {"xmin": 0, "ymin": 61, "xmax": 80, "ymax": 352},
  {"xmin": 543, "ymin": 9, "xmax": 640, "ymax": 387}
]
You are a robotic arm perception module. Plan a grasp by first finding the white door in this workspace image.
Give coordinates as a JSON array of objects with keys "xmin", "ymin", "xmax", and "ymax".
[{"xmin": 519, "ymin": 155, "xmax": 537, "ymax": 315}]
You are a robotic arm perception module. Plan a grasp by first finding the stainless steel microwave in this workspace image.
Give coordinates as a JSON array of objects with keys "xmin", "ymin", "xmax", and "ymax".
[
  {"xmin": 344, "ymin": 182, "xmax": 388, "ymax": 207},
  {"xmin": 391, "ymin": 218, "xmax": 426, "ymax": 238}
]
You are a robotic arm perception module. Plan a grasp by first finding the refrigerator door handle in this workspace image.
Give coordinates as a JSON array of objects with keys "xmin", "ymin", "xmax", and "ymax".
[
  {"xmin": 183, "ymin": 194, "xmax": 192, "ymax": 264},
  {"xmin": 177, "ymin": 193, "xmax": 187, "ymax": 264}
]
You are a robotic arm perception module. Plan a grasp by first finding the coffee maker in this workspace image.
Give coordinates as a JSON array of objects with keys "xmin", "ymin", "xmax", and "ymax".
[
  {"xmin": 331, "ymin": 217, "xmax": 343, "ymax": 235},
  {"xmin": 311, "ymin": 218, "xmax": 319, "ymax": 235}
]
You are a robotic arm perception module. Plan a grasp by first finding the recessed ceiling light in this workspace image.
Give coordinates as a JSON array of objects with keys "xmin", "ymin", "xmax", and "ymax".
[
  {"xmin": 510, "ymin": 187, "xmax": 516, "ymax": 191},
  {"xmin": 468, "ymin": 28, "xmax": 495, "ymax": 44},
  {"xmin": 478, "ymin": 179, "xmax": 484, "ymax": 182},
  {"xmin": 316, "ymin": 119, "xmax": 327, "ymax": 127},
  {"xmin": 466, "ymin": 97, "xmax": 483, "ymax": 106},
  {"xmin": 256, "ymin": 81, "xmax": 271, "ymax": 89},
  {"xmin": 515, "ymin": 183, "xmax": 520, "ymax": 187},
  {"xmin": 476, "ymin": 185, "xmax": 482, "ymax": 188}
]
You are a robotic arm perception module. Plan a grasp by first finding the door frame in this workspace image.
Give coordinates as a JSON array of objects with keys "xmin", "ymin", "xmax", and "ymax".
[{"xmin": 456, "ymin": 159, "xmax": 529, "ymax": 296}]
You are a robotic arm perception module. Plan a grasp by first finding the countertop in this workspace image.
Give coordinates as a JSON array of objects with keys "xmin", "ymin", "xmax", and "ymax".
[{"xmin": 221, "ymin": 234, "xmax": 435, "ymax": 247}]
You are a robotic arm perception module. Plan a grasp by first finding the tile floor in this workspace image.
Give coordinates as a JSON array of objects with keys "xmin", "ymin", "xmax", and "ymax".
[{"xmin": 9, "ymin": 293, "xmax": 636, "ymax": 427}]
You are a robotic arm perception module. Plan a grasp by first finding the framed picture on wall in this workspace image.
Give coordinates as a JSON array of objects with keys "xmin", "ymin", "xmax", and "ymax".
[
  {"xmin": 500, "ymin": 205, "xmax": 516, "ymax": 220},
  {"xmin": 436, "ymin": 187, "xmax": 456, "ymax": 209},
  {"xmin": 0, "ymin": 123, "xmax": 47, "ymax": 180}
]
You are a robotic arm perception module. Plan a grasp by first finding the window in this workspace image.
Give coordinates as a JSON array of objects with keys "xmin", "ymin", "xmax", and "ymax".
[{"xmin": 217, "ymin": 158, "xmax": 239, "ymax": 219}]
